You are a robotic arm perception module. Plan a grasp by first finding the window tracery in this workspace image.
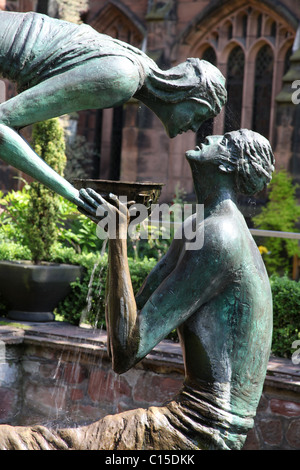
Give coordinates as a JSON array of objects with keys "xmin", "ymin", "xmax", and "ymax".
[
  {"xmin": 224, "ymin": 46, "xmax": 245, "ymax": 133},
  {"xmin": 185, "ymin": 4, "xmax": 294, "ymax": 144},
  {"xmin": 252, "ymin": 44, "xmax": 274, "ymax": 138}
]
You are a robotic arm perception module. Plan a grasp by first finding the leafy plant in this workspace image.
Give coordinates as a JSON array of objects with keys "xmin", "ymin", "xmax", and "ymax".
[
  {"xmin": 0, "ymin": 184, "xmax": 31, "ymax": 245},
  {"xmin": 57, "ymin": 197, "xmax": 104, "ymax": 254},
  {"xmin": 23, "ymin": 118, "xmax": 67, "ymax": 263},
  {"xmin": 55, "ymin": 251, "xmax": 107, "ymax": 327},
  {"xmin": 0, "ymin": 118, "xmax": 104, "ymax": 262},
  {"xmin": 0, "ymin": 241, "xmax": 31, "ymax": 261},
  {"xmin": 253, "ymin": 170, "xmax": 300, "ymax": 275},
  {"xmin": 0, "ymin": 187, "xmax": 104, "ymax": 260},
  {"xmin": 270, "ymin": 274, "xmax": 300, "ymax": 358},
  {"xmin": 55, "ymin": 253, "xmax": 157, "ymax": 328}
]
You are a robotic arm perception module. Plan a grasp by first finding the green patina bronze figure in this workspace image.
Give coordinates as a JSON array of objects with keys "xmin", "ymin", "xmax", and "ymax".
[
  {"xmin": 0, "ymin": 10, "xmax": 226, "ymax": 218},
  {"xmin": 0, "ymin": 9, "xmax": 274, "ymax": 452},
  {"xmin": 0, "ymin": 129, "xmax": 274, "ymax": 450}
]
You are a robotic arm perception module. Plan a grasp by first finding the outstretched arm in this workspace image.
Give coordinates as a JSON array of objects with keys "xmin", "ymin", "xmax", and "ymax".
[
  {"xmin": 0, "ymin": 124, "xmax": 98, "ymax": 217},
  {"xmin": 0, "ymin": 55, "xmax": 140, "ymax": 214}
]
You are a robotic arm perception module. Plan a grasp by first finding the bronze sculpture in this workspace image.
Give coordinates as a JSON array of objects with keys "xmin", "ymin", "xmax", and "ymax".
[
  {"xmin": 0, "ymin": 11, "xmax": 226, "ymax": 218},
  {"xmin": 0, "ymin": 8, "xmax": 275, "ymax": 451},
  {"xmin": 0, "ymin": 130, "xmax": 274, "ymax": 450}
]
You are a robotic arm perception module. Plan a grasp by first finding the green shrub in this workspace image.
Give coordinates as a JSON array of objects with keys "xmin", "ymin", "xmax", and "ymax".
[
  {"xmin": 0, "ymin": 241, "xmax": 32, "ymax": 261},
  {"xmin": 55, "ymin": 253, "xmax": 157, "ymax": 328},
  {"xmin": 55, "ymin": 251, "xmax": 107, "ymax": 327},
  {"xmin": 0, "ymin": 185, "xmax": 31, "ymax": 245},
  {"xmin": 253, "ymin": 170, "xmax": 300, "ymax": 276},
  {"xmin": 24, "ymin": 118, "xmax": 67, "ymax": 263},
  {"xmin": 0, "ymin": 119, "xmax": 72, "ymax": 264},
  {"xmin": 56, "ymin": 197, "xmax": 105, "ymax": 254},
  {"xmin": 270, "ymin": 274, "xmax": 300, "ymax": 358},
  {"xmin": 0, "ymin": 186, "xmax": 103, "ymax": 258}
]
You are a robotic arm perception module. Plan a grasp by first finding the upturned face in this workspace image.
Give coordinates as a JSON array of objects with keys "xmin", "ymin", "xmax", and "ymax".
[
  {"xmin": 164, "ymin": 101, "xmax": 212, "ymax": 138},
  {"xmin": 185, "ymin": 135, "xmax": 229, "ymax": 164}
]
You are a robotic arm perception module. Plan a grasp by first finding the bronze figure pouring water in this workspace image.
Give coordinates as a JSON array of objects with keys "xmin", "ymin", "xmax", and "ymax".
[
  {"xmin": 0, "ymin": 11, "xmax": 274, "ymax": 450},
  {"xmin": 0, "ymin": 11, "xmax": 226, "ymax": 215}
]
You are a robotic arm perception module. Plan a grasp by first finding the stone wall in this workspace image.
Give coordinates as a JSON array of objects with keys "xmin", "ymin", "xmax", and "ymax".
[
  {"xmin": 0, "ymin": 322, "xmax": 299, "ymax": 450},
  {"xmin": 15, "ymin": 343, "xmax": 183, "ymax": 426}
]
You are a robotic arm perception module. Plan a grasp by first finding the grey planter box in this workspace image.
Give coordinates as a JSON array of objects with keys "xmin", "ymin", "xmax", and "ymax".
[{"xmin": 0, "ymin": 261, "xmax": 82, "ymax": 322}]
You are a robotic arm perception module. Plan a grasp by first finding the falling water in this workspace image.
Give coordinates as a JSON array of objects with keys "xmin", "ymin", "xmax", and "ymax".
[
  {"xmin": 76, "ymin": 236, "xmax": 127, "ymax": 416},
  {"xmin": 79, "ymin": 237, "xmax": 108, "ymax": 329},
  {"xmin": 42, "ymin": 238, "xmax": 109, "ymax": 427}
]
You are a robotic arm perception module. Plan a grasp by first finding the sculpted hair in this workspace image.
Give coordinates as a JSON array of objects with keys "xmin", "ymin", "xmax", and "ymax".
[
  {"xmin": 220, "ymin": 129, "xmax": 275, "ymax": 195},
  {"xmin": 138, "ymin": 58, "xmax": 227, "ymax": 118}
]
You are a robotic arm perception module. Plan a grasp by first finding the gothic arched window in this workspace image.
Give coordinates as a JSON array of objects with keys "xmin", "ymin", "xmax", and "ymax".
[
  {"xmin": 252, "ymin": 44, "xmax": 274, "ymax": 138},
  {"xmin": 224, "ymin": 46, "xmax": 245, "ymax": 133},
  {"xmin": 182, "ymin": 6, "xmax": 294, "ymax": 147},
  {"xmin": 202, "ymin": 46, "xmax": 217, "ymax": 65}
]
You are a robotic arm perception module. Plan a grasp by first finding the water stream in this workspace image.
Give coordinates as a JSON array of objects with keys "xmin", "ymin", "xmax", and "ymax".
[
  {"xmin": 44, "ymin": 237, "xmax": 113, "ymax": 427},
  {"xmin": 80, "ymin": 238, "xmax": 108, "ymax": 330}
]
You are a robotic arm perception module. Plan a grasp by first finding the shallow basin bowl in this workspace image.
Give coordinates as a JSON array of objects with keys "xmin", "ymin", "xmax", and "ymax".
[{"xmin": 73, "ymin": 179, "xmax": 164, "ymax": 207}]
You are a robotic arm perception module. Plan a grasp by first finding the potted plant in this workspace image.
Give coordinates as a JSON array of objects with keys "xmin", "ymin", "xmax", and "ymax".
[{"xmin": 0, "ymin": 118, "xmax": 82, "ymax": 322}]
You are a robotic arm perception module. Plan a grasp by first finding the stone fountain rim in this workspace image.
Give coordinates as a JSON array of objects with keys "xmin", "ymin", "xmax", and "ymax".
[{"xmin": 0, "ymin": 320, "xmax": 299, "ymax": 391}]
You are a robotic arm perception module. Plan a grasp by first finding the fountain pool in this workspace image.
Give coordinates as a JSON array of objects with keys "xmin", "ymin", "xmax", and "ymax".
[{"xmin": 0, "ymin": 321, "xmax": 183, "ymax": 427}]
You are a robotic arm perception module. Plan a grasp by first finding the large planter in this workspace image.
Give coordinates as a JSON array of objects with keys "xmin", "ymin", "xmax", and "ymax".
[{"xmin": 0, "ymin": 260, "xmax": 82, "ymax": 322}]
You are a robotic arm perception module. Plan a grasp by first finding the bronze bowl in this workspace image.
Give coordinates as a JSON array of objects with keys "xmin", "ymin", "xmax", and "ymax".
[{"xmin": 73, "ymin": 179, "xmax": 164, "ymax": 208}]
